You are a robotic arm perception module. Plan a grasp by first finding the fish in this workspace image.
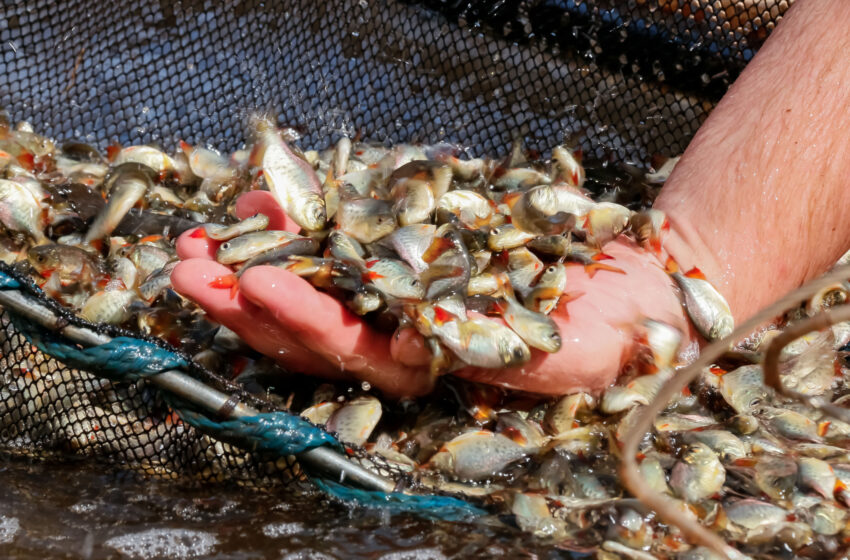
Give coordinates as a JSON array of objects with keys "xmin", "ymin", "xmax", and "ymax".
[
  {"xmin": 251, "ymin": 116, "xmax": 326, "ymax": 231},
  {"xmin": 629, "ymin": 209, "xmax": 669, "ymax": 255},
  {"xmin": 427, "ymin": 307, "xmax": 530, "ymax": 369},
  {"xmin": 336, "ymin": 196, "xmax": 395, "ymax": 243},
  {"xmin": 424, "ymin": 430, "xmax": 531, "ymax": 480},
  {"xmin": 494, "ymin": 276, "xmax": 562, "ymax": 353},
  {"xmin": 552, "ymin": 146, "xmax": 585, "ymax": 188},
  {"xmin": 582, "ymin": 202, "xmax": 632, "ymax": 248},
  {"xmin": 360, "ymin": 258, "xmax": 424, "ymax": 301},
  {"xmin": 179, "ymin": 140, "xmax": 233, "ymax": 183},
  {"xmin": 525, "ymin": 263, "xmax": 567, "ymax": 315},
  {"xmin": 205, "ymin": 213, "xmax": 270, "ymax": 241},
  {"xmin": 487, "ymin": 224, "xmax": 537, "ymax": 252},
  {"xmin": 683, "ymin": 430, "xmax": 749, "ymax": 463},
  {"xmin": 506, "ymin": 247, "xmax": 545, "ymax": 300},
  {"xmin": 669, "ymin": 442, "xmax": 725, "ymax": 503},
  {"xmin": 797, "ymin": 457, "xmax": 837, "ymax": 499},
  {"xmin": 325, "ymin": 396, "xmax": 382, "ymax": 446},
  {"xmin": 724, "ymin": 499, "xmax": 787, "ymax": 530},
  {"xmin": 79, "ymin": 288, "xmax": 138, "ymax": 324},
  {"xmin": 28, "ymin": 244, "xmax": 105, "ymax": 287},
  {"xmin": 436, "ymin": 190, "xmax": 493, "ymax": 229},
  {"xmin": 600, "ymin": 369, "xmax": 672, "ymax": 414},
  {"xmin": 390, "ymin": 178, "xmax": 436, "ymax": 226},
  {"xmin": 670, "ymin": 264, "xmax": 734, "ymax": 341},
  {"xmin": 215, "ymin": 230, "xmax": 303, "ymax": 264},
  {"xmin": 718, "ymin": 365, "xmax": 769, "ymax": 415},
  {"xmin": 384, "ymin": 224, "xmax": 435, "ymax": 274},
  {"xmin": 0, "ymin": 178, "xmax": 46, "ymax": 242},
  {"xmin": 544, "ymin": 392, "xmax": 594, "ymax": 435},
  {"xmin": 84, "ymin": 168, "xmax": 150, "ymax": 244}
]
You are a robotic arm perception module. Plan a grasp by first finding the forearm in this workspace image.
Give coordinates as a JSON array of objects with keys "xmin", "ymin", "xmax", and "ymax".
[{"xmin": 655, "ymin": 0, "xmax": 850, "ymax": 322}]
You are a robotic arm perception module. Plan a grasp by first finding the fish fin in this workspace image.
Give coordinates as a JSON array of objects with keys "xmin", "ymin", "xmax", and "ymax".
[
  {"xmin": 138, "ymin": 234, "xmax": 163, "ymax": 244},
  {"xmin": 106, "ymin": 143, "xmax": 121, "ymax": 162},
  {"xmin": 649, "ymin": 237, "xmax": 663, "ymax": 255},
  {"xmin": 361, "ymin": 270, "xmax": 385, "ymax": 282},
  {"xmin": 421, "ymin": 237, "xmax": 454, "ymax": 264},
  {"xmin": 500, "ymin": 426, "xmax": 527, "ymax": 446},
  {"xmin": 818, "ymin": 421, "xmax": 831, "ymax": 437},
  {"xmin": 433, "ymin": 306, "xmax": 457, "ymax": 326},
  {"xmin": 208, "ymin": 274, "xmax": 239, "ymax": 299},
  {"xmin": 500, "ymin": 191, "xmax": 522, "ymax": 210},
  {"xmin": 16, "ymin": 151, "xmax": 34, "ymax": 171},
  {"xmin": 584, "ymin": 262, "xmax": 626, "ymax": 278},
  {"xmin": 665, "ymin": 256, "xmax": 679, "ymax": 274},
  {"xmin": 89, "ymin": 239, "xmax": 105, "ymax": 254},
  {"xmin": 684, "ymin": 267, "xmax": 706, "ymax": 280},
  {"xmin": 591, "ymin": 252, "xmax": 614, "ymax": 261},
  {"xmin": 709, "ymin": 366, "xmax": 726, "ymax": 376},
  {"xmin": 554, "ymin": 290, "xmax": 585, "ymax": 319},
  {"xmin": 178, "ymin": 140, "xmax": 192, "ymax": 155},
  {"xmin": 189, "ymin": 228, "xmax": 208, "ymax": 239}
]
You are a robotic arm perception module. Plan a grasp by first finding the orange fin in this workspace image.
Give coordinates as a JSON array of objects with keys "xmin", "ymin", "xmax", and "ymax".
[
  {"xmin": 189, "ymin": 228, "xmax": 208, "ymax": 239},
  {"xmin": 179, "ymin": 140, "xmax": 192, "ymax": 155},
  {"xmin": 433, "ymin": 306, "xmax": 457, "ymax": 326},
  {"xmin": 818, "ymin": 421, "xmax": 831, "ymax": 438},
  {"xmin": 684, "ymin": 267, "xmax": 707, "ymax": 280},
  {"xmin": 138, "ymin": 234, "xmax": 163, "ymax": 244},
  {"xmin": 584, "ymin": 262, "xmax": 626, "ymax": 278},
  {"xmin": 208, "ymin": 274, "xmax": 239, "ymax": 299},
  {"xmin": 665, "ymin": 256, "xmax": 679, "ymax": 274},
  {"xmin": 16, "ymin": 151, "xmax": 34, "ymax": 171},
  {"xmin": 422, "ymin": 237, "xmax": 454, "ymax": 264},
  {"xmin": 106, "ymin": 143, "xmax": 121, "ymax": 162},
  {"xmin": 591, "ymin": 251, "xmax": 614, "ymax": 261}
]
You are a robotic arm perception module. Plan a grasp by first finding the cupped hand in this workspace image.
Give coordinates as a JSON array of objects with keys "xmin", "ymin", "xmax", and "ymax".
[{"xmin": 171, "ymin": 190, "xmax": 692, "ymax": 398}]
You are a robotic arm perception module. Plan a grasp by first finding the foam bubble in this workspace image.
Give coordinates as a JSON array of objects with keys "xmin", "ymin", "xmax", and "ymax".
[
  {"xmin": 0, "ymin": 516, "xmax": 20, "ymax": 544},
  {"xmin": 263, "ymin": 522, "xmax": 305, "ymax": 538},
  {"xmin": 104, "ymin": 528, "xmax": 217, "ymax": 559}
]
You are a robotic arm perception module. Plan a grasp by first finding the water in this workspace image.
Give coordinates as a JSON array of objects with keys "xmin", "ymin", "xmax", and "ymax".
[{"xmin": 0, "ymin": 458, "xmax": 571, "ymax": 559}]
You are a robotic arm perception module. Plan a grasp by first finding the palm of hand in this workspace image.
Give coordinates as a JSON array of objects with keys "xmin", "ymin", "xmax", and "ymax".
[{"xmin": 171, "ymin": 191, "xmax": 690, "ymax": 397}]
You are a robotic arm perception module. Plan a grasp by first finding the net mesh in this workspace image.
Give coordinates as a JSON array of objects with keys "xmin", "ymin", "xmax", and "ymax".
[{"xmin": 0, "ymin": 0, "xmax": 791, "ymax": 492}]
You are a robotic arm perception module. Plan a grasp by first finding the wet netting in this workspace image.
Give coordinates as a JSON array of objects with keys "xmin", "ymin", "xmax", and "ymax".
[{"xmin": 0, "ymin": 0, "xmax": 794, "ymax": 539}]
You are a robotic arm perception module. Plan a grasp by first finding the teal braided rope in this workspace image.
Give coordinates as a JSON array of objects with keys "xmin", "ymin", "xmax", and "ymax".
[
  {"xmin": 177, "ymin": 407, "xmax": 341, "ymax": 455},
  {"xmin": 10, "ymin": 314, "xmax": 187, "ymax": 382},
  {"xmin": 0, "ymin": 272, "xmax": 20, "ymax": 289},
  {"xmin": 313, "ymin": 479, "xmax": 485, "ymax": 521}
]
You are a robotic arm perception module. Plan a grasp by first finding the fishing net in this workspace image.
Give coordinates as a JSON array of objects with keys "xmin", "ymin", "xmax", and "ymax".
[{"xmin": 0, "ymin": 0, "xmax": 793, "ymax": 528}]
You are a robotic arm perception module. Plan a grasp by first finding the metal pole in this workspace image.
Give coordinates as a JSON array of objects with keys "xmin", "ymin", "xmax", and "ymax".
[{"xmin": 0, "ymin": 287, "xmax": 396, "ymax": 493}]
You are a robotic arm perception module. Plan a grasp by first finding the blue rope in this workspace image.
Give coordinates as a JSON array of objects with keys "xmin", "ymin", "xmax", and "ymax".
[
  {"xmin": 0, "ymin": 272, "xmax": 20, "ymax": 289},
  {"xmin": 177, "ymin": 408, "xmax": 341, "ymax": 455},
  {"xmin": 313, "ymin": 479, "xmax": 485, "ymax": 522},
  {"xmin": 11, "ymin": 314, "xmax": 187, "ymax": 382}
]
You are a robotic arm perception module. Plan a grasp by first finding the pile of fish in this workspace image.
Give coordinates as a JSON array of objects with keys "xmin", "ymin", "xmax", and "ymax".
[{"xmin": 2, "ymin": 116, "xmax": 850, "ymax": 558}]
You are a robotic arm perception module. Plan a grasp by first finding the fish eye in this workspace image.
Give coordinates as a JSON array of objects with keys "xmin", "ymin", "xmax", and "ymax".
[
  {"xmin": 221, "ymin": 242, "xmax": 230, "ymax": 250},
  {"xmin": 490, "ymin": 228, "xmax": 500, "ymax": 235},
  {"xmin": 411, "ymin": 279, "xmax": 420, "ymax": 286},
  {"xmin": 550, "ymin": 332, "xmax": 561, "ymax": 341},
  {"xmin": 513, "ymin": 347, "xmax": 525, "ymax": 359},
  {"xmin": 547, "ymin": 266, "xmax": 556, "ymax": 273},
  {"xmin": 37, "ymin": 255, "xmax": 45, "ymax": 263}
]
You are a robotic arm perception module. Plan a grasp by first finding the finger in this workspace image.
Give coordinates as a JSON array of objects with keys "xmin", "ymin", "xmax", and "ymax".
[
  {"xmin": 238, "ymin": 266, "xmax": 434, "ymax": 397},
  {"xmin": 390, "ymin": 327, "xmax": 431, "ymax": 367},
  {"xmin": 236, "ymin": 191, "xmax": 302, "ymax": 233},
  {"xmin": 171, "ymin": 259, "xmax": 342, "ymax": 377},
  {"xmin": 175, "ymin": 227, "xmax": 221, "ymax": 261}
]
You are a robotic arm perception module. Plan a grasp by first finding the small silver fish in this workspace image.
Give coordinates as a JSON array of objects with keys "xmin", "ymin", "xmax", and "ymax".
[
  {"xmin": 84, "ymin": 169, "xmax": 150, "ymax": 243},
  {"xmin": 425, "ymin": 430, "xmax": 531, "ymax": 481},
  {"xmin": 360, "ymin": 258, "xmax": 424, "ymax": 301},
  {"xmin": 669, "ymin": 442, "xmax": 725, "ymax": 503},
  {"xmin": 205, "ymin": 213, "xmax": 269, "ymax": 241},
  {"xmin": 672, "ymin": 268, "xmax": 734, "ymax": 341},
  {"xmin": 252, "ymin": 117, "xmax": 326, "ymax": 231},
  {"xmin": 216, "ymin": 231, "xmax": 302, "ymax": 264},
  {"xmin": 336, "ymin": 196, "xmax": 396, "ymax": 243},
  {"xmin": 0, "ymin": 179, "xmax": 46, "ymax": 242},
  {"xmin": 325, "ymin": 396, "xmax": 382, "ymax": 446}
]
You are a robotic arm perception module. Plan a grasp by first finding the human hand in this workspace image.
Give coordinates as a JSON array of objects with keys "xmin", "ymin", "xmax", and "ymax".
[{"xmin": 171, "ymin": 190, "xmax": 692, "ymax": 398}]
